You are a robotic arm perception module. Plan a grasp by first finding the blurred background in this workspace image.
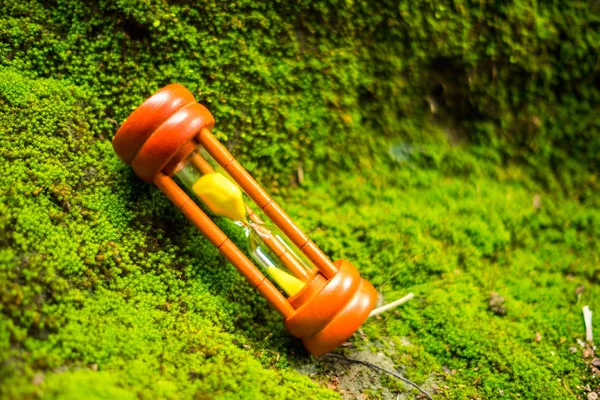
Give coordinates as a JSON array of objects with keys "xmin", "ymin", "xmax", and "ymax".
[{"xmin": 1, "ymin": 1, "xmax": 599, "ymax": 399}]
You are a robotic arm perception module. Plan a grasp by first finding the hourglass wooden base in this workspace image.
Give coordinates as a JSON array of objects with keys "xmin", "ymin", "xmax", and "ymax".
[
  {"xmin": 112, "ymin": 84, "xmax": 378, "ymax": 356},
  {"xmin": 287, "ymin": 260, "xmax": 378, "ymax": 355}
]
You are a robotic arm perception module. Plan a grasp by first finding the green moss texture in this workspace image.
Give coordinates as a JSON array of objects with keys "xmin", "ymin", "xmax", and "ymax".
[{"xmin": 1, "ymin": 1, "xmax": 599, "ymax": 399}]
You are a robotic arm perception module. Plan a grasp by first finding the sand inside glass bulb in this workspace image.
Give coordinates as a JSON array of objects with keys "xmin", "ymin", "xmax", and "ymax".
[{"xmin": 191, "ymin": 172, "xmax": 306, "ymax": 296}]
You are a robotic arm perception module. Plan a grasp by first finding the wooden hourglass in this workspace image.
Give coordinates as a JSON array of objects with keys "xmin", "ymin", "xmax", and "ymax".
[{"xmin": 112, "ymin": 84, "xmax": 377, "ymax": 355}]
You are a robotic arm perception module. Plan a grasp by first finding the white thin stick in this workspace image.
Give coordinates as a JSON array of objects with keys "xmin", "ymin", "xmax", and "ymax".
[
  {"xmin": 583, "ymin": 305, "xmax": 593, "ymax": 343},
  {"xmin": 369, "ymin": 293, "xmax": 415, "ymax": 317}
]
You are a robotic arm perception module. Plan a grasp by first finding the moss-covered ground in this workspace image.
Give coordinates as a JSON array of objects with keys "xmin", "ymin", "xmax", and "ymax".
[{"xmin": 1, "ymin": 1, "xmax": 599, "ymax": 399}]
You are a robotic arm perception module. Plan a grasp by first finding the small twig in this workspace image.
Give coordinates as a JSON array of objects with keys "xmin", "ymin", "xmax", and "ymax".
[
  {"xmin": 584, "ymin": 306, "xmax": 593, "ymax": 343},
  {"xmin": 376, "ymin": 291, "xmax": 385, "ymax": 308},
  {"xmin": 562, "ymin": 377, "xmax": 574, "ymax": 397},
  {"xmin": 324, "ymin": 354, "xmax": 433, "ymax": 400},
  {"xmin": 106, "ymin": 117, "xmax": 119, "ymax": 128},
  {"xmin": 369, "ymin": 293, "xmax": 415, "ymax": 317},
  {"xmin": 376, "ymin": 273, "xmax": 399, "ymax": 307},
  {"xmin": 297, "ymin": 162, "xmax": 304, "ymax": 185},
  {"xmin": 378, "ymin": 272, "xmax": 399, "ymax": 292}
]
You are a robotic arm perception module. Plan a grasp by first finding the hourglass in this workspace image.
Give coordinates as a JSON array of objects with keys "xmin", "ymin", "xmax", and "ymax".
[{"xmin": 112, "ymin": 84, "xmax": 377, "ymax": 355}]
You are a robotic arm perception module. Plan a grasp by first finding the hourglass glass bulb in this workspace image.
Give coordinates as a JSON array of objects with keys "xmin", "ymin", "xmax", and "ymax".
[
  {"xmin": 246, "ymin": 222, "xmax": 307, "ymax": 296},
  {"xmin": 185, "ymin": 170, "xmax": 311, "ymax": 296}
]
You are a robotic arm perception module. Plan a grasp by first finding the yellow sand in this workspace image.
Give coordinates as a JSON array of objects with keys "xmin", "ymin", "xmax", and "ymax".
[
  {"xmin": 192, "ymin": 173, "xmax": 246, "ymax": 221},
  {"xmin": 267, "ymin": 266, "xmax": 305, "ymax": 296}
]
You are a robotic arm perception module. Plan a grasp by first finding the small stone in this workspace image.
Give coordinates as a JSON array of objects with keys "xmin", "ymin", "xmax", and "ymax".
[
  {"xmin": 587, "ymin": 392, "xmax": 598, "ymax": 400},
  {"xmin": 442, "ymin": 366, "xmax": 456, "ymax": 375},
  {"xmin": 489, "ymin": 292, "xmax": 506, "ymax": 316},
  {"xmin": 533, "ymin": 193, "xmax": 541, "ymax": 209},
  {"xmin": 592, "ymin": 358, "xmax": 600, "ymax": 367},
  {"xmin": 327, "ymin": 378, "xmax": 339, "ymax": 391},
  {"xmin": 33, "ymin": 373, "xmax": 44, "ymax": 386},
  {"xmin": 535, "ymin": 332, "xmax": 542, "ymax": 342},
  {"xmin": 569, "ymin": 347, "xmax": 578, "ymax": 354}
]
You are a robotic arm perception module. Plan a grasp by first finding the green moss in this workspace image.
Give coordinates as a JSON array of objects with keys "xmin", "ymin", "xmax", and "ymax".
[
  {"xmin": 3, "ymin": 0, "xmax": 598, "ymax": 189},
  {"xmin": 283, "ymin": 157, "xmax": 599, "ymax": 398},
  {"xmin": 1, "ymin": 1, "xmax": 599, "ymax": 399}
]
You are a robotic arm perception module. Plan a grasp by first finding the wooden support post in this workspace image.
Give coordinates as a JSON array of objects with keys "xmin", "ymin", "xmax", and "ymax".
[{"xmin": 197, "ymin": 128, "xmax": 338, "ymax": 279}]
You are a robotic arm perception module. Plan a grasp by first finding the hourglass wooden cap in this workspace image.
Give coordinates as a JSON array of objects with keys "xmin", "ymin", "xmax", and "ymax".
[
  {"xmin": 285, "ymin": 260, "xmax": 378, "ymax": 356},
  {"xmin": 112, "ymin": 84, "xmax": 215, "ymax": 182}
]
